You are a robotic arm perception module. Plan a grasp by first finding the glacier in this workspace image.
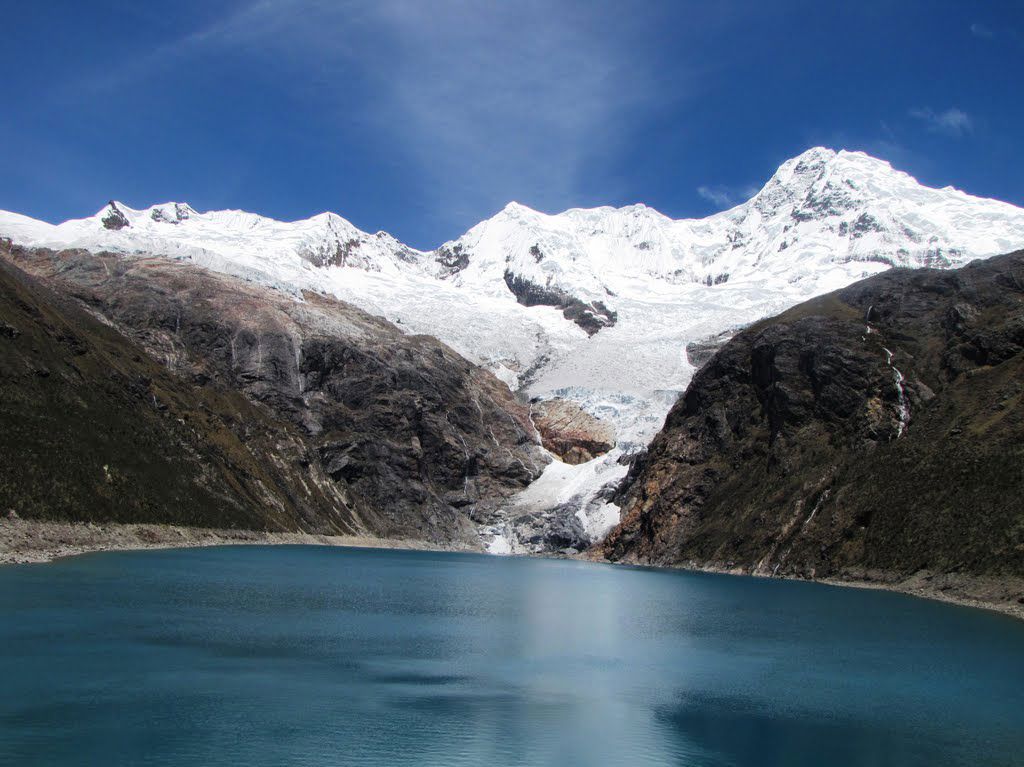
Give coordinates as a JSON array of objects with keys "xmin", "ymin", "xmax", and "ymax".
[{"xmin": 3, "ymin": 146, "xmax": 1023, "ymax": 552}]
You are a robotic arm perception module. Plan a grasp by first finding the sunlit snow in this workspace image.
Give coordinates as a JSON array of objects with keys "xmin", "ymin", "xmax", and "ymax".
[{"xmin": 3, "ymin": 147, "xmax": 1023, "ymax": 549}]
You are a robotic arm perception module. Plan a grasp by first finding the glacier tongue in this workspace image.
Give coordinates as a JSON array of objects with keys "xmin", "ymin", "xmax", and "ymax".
[{"xmin": 3, "ymin": 146, "xmax": 1024, "ymax": 551}]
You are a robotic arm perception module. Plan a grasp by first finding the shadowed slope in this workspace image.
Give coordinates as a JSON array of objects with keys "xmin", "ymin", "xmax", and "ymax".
[
  {"xmin": 1, "ymin": 244, "xmax": 547, "ymax": 541},
  {"xmin": 605, "ymin": 252, "xmax": 1024, "ymax": 593}
]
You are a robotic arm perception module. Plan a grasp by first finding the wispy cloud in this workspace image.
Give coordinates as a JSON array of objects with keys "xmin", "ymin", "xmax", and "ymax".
[
  {"xmin": 970, "ymin": 22, "xmax": 994, "ymax": 38},
  {"xmin": 350, "ymin": 1, "xmax": 665, "ymax": 219},
  {"xmin": 62, "ymin": 1, "xmax": 673, "ymax": 229},
  {"xmin": 61, "ymin": 1, "xmax": 291, "ymax": 96},
  {"xmin": 696, "ymin": 183, "xmax": 758, "ymax": 210},
  {"xmin": 696, "ymin": 185, "xmax": 735, "ymax": 209},
  {"xmin": 909, "ymin": 107, "xmax": 973, "ymax": 137}
]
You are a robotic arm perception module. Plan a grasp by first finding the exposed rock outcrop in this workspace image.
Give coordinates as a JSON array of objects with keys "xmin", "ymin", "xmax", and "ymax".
[
  {"xmin": 531, "ymin": 398, "xmax": 615, "ymax": 464},
  {"xmin": 502, "ymin": 270, "xmax": 617, "ymax": 335},
  {"xmin": 685, "ymin": 330, "xmax": 736, "ymax": 370},
  {"xmin": 604, "ymin": 252, "xmax": 1024, "ymax": 596},
  {"xmin": 100, "ymin": 202, "xmax": 130, "ymax": 231},
  {"xmin": 434, "ymin": 243, "xmax": 470, "ymax": 277},
  {"xmin": 2, "ymin": 244, "xmax": 548, "ymax": 543}
]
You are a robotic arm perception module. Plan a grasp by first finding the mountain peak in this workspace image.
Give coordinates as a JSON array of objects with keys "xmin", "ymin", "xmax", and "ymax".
[
  {"xmin": 2, "ymin": 149, "xmax": 1023, "ymax": 484},
  {"xmin": 791, "ymin": 145, "xmax": 838, "ymax": 163},
  {"xmin": 770, "ymin": 146, "xmax": 901, "ymax": 184},
  {"xmin": 148, "ymin": 202, "xmax": 196, "ymax": 225},
  {"xmin": 500, "ymin": 201, "xmax": 538, "ymax": 216},
  {"xmin": 97, "ymin": 201, "xmax": 131, "ymax": 230},
  {"xmin": 771, "ymin": 146, "xmax": 840, "ymax": 182},
  {"xmin": 748, "ymin": 146, "xmax": 906, "ymax": 221}
]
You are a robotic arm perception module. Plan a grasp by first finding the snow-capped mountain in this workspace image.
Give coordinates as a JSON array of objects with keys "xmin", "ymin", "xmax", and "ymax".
[
  {"xmin": 3, "ymin": 147, "xmax": 1023, "ymax": 550},
  {"xmin": 0, "ymin": 200, "xmax": 423, "ymax": 279}
]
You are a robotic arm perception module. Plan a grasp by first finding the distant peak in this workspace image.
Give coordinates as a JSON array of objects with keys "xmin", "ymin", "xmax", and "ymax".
[
  {"xmin": 779, "ymin": 147, "xmax": 839, "ymax": 178},
  {"xmin": 501, "ymin": 201, "xmax": 540, "ymax": 216},
  {"xmin": 761, "ymin": 146, "xmax": 901, "ymax": 196},
  {"xmin": 306, "ymin": 211, "xmax": 344, "ymax": 225},
  {"xmin": 149, "ymin": 202, "xmax": 196, "ymax": 224},
  {"xmin": 97, "ymin": 199, "xmax": 126, "ymax": 216},
  {"xmin": 782, "ymin": 147, "xmax": 903, "ymax": 178},
  {"xmin": 98, "ymin": 200, "xmax": 131, "ymax": 231},
  {"xmin": 792, "ymin": 146, "xmax": 838, "ymax": 163}
]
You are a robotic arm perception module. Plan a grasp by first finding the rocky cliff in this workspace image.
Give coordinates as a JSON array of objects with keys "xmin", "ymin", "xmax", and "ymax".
[
  {"xmin": 531, "ymin": 398, "xmax": 615, "ymax": 464},
  {"xmin": 1, "ymin": 244, "xmax": 547, "ymax": 542},
  {"xmin": 604, "ymin": 252, "xmax": 1024, "ymax": 600}
]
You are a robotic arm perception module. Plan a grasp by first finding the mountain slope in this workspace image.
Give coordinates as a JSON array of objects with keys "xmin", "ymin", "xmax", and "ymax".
[
  {"xmin": 603, "ymin": 251, "xmax": 1024, "ymax": 609},
  {"xmin": 0, "ymin": 252, "xmax": 356, "ymax": 532},
  {"xmin": 5, "ymin": 149, "xmax": 1022, "ymax": 433},
  {"xmin": 1, "ymin": 243, "xmax": 546, "ymax": 541},
  {"xmin": 2, "ymin": 147, "xmax": 1023, "ymax": 551}
]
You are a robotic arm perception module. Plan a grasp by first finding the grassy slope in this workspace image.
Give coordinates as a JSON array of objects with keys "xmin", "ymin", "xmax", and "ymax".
[{"xmin": 0, "ymin": 257, "xmax": 359, "ymax": 533}]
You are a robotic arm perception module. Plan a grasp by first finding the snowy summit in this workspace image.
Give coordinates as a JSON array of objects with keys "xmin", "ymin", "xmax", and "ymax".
[{"xmin": 3, "ymin": 147, "xmax": 1024, "ymax": 550}]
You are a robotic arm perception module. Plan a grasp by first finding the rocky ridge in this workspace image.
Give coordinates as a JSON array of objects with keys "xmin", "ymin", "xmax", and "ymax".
[
  {"xmin": 3, "ymin": 147, "xmax": 1024, "ymax": 553},
  {"xmin": 1, "ymin": 243, "xmax": 547, "ymax": 542},
  {"xmin": 604, "ymin": 251, "xmax": 1024, "ymax": 609}
]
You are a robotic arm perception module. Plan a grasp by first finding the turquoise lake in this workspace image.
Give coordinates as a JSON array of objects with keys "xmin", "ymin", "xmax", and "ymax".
[{"xmin": 1, "ymin": 545, "xmax": 1022, "ymax": 766}]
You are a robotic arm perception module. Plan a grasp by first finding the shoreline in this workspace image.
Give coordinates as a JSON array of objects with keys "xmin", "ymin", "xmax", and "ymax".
[
  {"xmin": 0, "ymin": 518, "xmax": 472, "ymax": 566},
  {"xmin": 3, "ymin": 518, "xmax": 1021, "ymax": 621},
  {"xmin": 580, "ymin": 553, "xmax": 1024, "ymax": 622},
  {"xmin": 814, "ymin": 572, "xmax": 1024, "ymax": 622}
]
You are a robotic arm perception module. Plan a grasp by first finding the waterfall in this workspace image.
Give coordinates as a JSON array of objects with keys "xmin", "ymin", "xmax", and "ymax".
[{"xmin": 882, "ymin": 347, "xmax": 910, "ymax": 438}]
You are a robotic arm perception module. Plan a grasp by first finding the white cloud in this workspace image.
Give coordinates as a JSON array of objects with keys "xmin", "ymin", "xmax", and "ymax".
[
  {"xmin": 697, "ymin": 182, "xmax": 759, "ymax": 210},
  {"xmin": 64, "ymin": 1, "xmax": 672, "ymax": 230},
  {"xmin": 970, "ymin": 22, "xmax": 994, "ymax": 38},
  {"xmin": 341, "ymin": 1, "xmax": 667, "ymax": 221},
  {"xmin": 63, "ymin": 1, "xmax": 291, "ymax": 96},
  {"xmin": 909, "ymin": 107, "xmax": 973, "ymax": 137},
  {"xmin": 696, "ymin": 185, "xmax": 735, "ymax": 209}
]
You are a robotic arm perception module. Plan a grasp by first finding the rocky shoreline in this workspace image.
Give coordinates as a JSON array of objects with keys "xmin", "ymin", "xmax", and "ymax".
[
  {"xmin": 813, "ymin": 569, "xmax": 1024, "ymax": 622},
  {"xmin": 582, "ymin": 552, "xmax": 1024, "ymax": 621},
  {"xmin": 602, "ymin": 253, "xmax": 1024, "ymax": 622},
  {"xmin": 4, "ymin": 517, "xmax": 1021, "ymax": 622},
  {"xmin": 0, "ymin": 518, "xmax": 474, "ymax": 566}
]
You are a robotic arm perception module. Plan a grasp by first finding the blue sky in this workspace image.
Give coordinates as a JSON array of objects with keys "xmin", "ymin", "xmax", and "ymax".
[{"xmin": 2, "ymin": 0, "xmax": 1022, "ymax": 248}]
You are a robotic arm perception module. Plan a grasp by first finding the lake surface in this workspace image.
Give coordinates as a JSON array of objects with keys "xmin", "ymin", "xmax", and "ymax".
[{"xmin": 1, "ymin": 546, "xmax": 1022, "ymax": 766}]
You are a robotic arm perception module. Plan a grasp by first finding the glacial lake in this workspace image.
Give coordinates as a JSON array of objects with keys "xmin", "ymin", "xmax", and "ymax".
[{"xmin": 1, "ymin": 546, "xmax": 1022, "ymax": 766}]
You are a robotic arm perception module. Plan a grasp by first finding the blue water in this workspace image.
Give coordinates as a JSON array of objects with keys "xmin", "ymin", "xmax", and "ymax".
[{"xmin": 1, "ymin": 546, "xmax": 1022, "ymax": 766}]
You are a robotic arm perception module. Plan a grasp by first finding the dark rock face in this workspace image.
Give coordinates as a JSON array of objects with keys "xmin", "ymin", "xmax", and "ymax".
[
  {"xmin": 685, "ymin": 330, "xmax": 735, "ymax": 370},
  {"xmin": 300, "ymin": 238, "xmax": 362, "ymax": 268},
  {"xmin": 0, "ymin": 255, "xmax": 356, "ymax": 534},
  {"xmin": 503, "ymin": 270, "xmax": 617, "ymax": 336},
  {"xmin": 605, "ymin": 252, "xmax": 1024, "ymax": 585},
  {"xmin": 434, "ymin": 243, "xmax": 470, "ymax": 277},
  {"xmin": 150, "ymin": 204, "xmax": 193, "ymax": 225},
  {"xmin": 100, "ymin": 203, "xmax": 130, "ymax": 230},
  {"xmin": 509, "ymin": 505, "xmax": 588, "ymax": 552},
  {"xmin": 3, "ymin": 244, "xmax": 548, "ymax": 543}
]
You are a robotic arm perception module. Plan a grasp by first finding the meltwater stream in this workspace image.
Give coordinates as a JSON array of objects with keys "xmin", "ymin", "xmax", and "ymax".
[{"xmin": 1, "ymin": 546, "xmax": 1022, "ymax": 766}]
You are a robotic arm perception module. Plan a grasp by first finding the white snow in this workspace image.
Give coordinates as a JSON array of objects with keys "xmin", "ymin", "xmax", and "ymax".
[
  {"xmin": 485, "ymin": 532, "xmax": 513, "ymax": 555},
  {"xmin": 3, "ymin": 147, "xmax": 1023, "ymax": 548},
  {"xmin": 514, "ymin": 447, "xmax": 628, "ymax": 542}
]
